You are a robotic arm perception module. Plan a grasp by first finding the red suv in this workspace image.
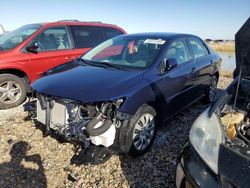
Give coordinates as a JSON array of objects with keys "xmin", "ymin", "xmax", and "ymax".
[{"xmin": 0, "ymin": 20, "xmax": 126, "ymax": 109}]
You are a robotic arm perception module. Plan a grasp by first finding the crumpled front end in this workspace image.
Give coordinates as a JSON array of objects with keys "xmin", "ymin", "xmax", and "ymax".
[{"xmin": 24, "ymin": 92, "xmax": 131, "ymax": 152}]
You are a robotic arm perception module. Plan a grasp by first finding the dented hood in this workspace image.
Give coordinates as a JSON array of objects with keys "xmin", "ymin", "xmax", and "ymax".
[
  {"xmin": 31, "ymin": 62, "xmax": 144, "ymax": 103},
  {"xmin": 235, "ymin": 17, "xmax": 250, "ymax": 77}
]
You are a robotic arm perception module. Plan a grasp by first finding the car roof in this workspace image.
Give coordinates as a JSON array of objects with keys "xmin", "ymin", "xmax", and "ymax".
[
  {"xmin": 37, "ymin": 20, "xmax": 125, "ymax": 31},
  {"xmin": 121, "ymin": 32, "xmax": 199, "ymax": 40}
]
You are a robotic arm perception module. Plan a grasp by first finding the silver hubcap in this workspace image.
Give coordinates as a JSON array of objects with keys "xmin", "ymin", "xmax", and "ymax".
[
  {"xmin": 209, "ymin": 78, "xmax": 217, "ymax": 102},
  {"xmin": 133, "ymin": 113, "xmax": 155, "ymax": 151},
  {"xmin": 0, "ymin": 81, "xmax": 22, "ymax": 104}
]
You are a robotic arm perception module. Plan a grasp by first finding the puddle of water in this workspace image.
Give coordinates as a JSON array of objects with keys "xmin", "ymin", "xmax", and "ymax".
[{"xmin": 217, "ymin": 51, "xmax": 235, "ymax": 71}]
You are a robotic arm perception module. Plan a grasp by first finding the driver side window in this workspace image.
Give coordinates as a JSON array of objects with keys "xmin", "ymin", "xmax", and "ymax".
[
  {"xmin": 165, "ymin": 39, "xmax": 191, "ymax": 65},
  {"xmin": 32, "ymin": 27, "xmax": 70, "ymax": 52}
]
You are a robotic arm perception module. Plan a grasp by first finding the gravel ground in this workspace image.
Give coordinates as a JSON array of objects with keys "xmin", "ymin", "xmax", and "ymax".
[{"xmin": 0, "ymin": 77, "xmax": 232, "ymax": 188}]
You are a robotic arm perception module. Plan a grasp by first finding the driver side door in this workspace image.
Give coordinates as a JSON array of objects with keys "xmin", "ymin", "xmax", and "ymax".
[
  {"xmin": 156, "ymin": 39, "xmax": 197, "ymax": 116},
  {"xmin": 26, "ymin": 26, "xmax": 77, "ymax": 81}
]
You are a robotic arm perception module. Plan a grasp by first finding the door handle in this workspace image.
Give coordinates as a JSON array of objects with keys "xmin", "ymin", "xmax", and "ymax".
[{"xmin": 191, "ymin": 67, "xmax": 196, "ymax": 73}]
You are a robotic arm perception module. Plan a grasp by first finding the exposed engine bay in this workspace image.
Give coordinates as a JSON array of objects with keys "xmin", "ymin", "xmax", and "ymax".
[
  {"xmin": 24, "ymin": 94, "xmax": 127, "ymax": 151},
  {"xmin": 219, "ymin": 79, "xmax": 250, "ymax": 157}
]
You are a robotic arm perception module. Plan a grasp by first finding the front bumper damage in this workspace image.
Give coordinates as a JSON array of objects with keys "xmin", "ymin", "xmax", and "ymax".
[{"xmin": 24, "ymin": 94, "xmax": 132, "ymax": 164}]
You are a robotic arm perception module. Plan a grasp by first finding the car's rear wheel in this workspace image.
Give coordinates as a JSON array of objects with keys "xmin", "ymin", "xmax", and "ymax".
[
  {"xmin": 0, "ymin": 74, "xmax": 27, "ymax": 109},
  {"xmin": 203, "ymin": 75, "xmax": 218, "ymax": 103},
  {"xmin": 128, "ymin": 104, "xmax": 157, "ymax": 157}
]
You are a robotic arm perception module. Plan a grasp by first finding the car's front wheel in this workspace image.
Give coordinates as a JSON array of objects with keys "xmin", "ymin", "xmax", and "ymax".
[
  {"xmin": 0, "ymin": 74, "xmax": 27, "ymax": 109},
  {"xmin": 128, "ymin": 104, "xmax": 157, "ymax": 157}
]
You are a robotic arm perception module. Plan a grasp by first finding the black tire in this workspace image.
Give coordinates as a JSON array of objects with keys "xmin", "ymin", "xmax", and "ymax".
[
  {"xmin": 0, "ymin": 74, "xmax": 27, "ymax": 109},
  {"xmin": 203, "ymin": 75, "xmax": 218, "ymax": 104},
  {"xmin": 127, "ymin": 104, "xmax": 157, "ymax": 157}
]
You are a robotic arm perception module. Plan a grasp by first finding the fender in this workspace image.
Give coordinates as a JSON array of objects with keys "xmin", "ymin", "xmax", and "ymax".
[
  {"xmin": 118, "ymin": 83, "xmax": 158, "ymax": 115},
  {"xmin": 0, "ymin": 63, "xmax": 32, "ymax": 81}
]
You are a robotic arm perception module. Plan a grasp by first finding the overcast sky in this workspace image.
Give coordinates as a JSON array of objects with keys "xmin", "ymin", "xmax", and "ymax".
[{"xmin": 0, "ymin": 0, "xmax": 249, "ymax": 39}]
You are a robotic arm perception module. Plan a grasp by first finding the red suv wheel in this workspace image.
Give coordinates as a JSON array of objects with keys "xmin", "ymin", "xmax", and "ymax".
[{"xmin": 0, "ymin": 74, "xmax": 27, "ymax": 109}]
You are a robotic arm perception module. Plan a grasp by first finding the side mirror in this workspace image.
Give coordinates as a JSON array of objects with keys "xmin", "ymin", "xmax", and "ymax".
[
  {"xmin": 159, "ymin": 58, "xmax": 178, "ymax": 74},
  {"xmin": 165, "ymin": 58, "xmax": 178, "ymax": 70},
  {"xmin": 26, "ymin": 42, "xmax": 39, "ymax": 53}
]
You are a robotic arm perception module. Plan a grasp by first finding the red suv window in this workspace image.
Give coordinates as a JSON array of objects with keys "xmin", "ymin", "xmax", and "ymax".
[
  {"xmin": 102, "ymin": 27, "xmax": 124, "ymax": 40},
  {"xmin": 32, "ymin": 26, "xmax": 71, "ymax": 52},
  {"xmin": 69, "ymin": 26, "xmax": 104, "ymax": 49},
  {"xmin": 93, "ymin": 45, "xmax": 123, "ymax": 59}
]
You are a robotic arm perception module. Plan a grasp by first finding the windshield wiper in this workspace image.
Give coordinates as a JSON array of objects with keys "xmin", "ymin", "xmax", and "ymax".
[
  {"xmin": 77, "ymin": 58, "xmax": 91, "ymax": 65},
  {"xmin": 78, "ymin": 59, "xmax": 125, "ymax": 70},
  {"xmin": 98, "ymin": 62, "xmax": 125, "ymax": 70},
  {"xmin": 77, "ymin": 58, "xmax": 108, "ymax": 68}
]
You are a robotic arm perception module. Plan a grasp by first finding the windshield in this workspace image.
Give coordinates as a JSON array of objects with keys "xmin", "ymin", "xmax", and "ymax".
[
  {"xmin": 0, "ymin": 24, "xmax": 42, "ymax": 50},
  {"xmin": 82, "ymin": 36, "xmax": 166, "ymax": 69}
]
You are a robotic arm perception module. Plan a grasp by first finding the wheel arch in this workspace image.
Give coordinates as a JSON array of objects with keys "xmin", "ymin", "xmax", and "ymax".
[
  {"xmin": 118, "ymin": 86, "xmax": 157, "ymax": 115},
  {"xmin": 214, "ymin": 71, "xmax": 219, "ymax": 81},
  {"xmin": 146, "ymin": 101, "xmax": 160, "ymax": 116},
  {"xmin": 0, "ymin": 68, "xmax": 31, "ymax": 92}
]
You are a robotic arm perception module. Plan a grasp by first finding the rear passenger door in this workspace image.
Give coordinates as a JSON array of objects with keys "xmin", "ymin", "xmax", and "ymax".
[
  {"xmin": 188, "ymin": 37, "xmax": 213, "ymax": 96},
  {"xmin": 68, "ymin": 25, "xmax": 105, "ymax": 57}
]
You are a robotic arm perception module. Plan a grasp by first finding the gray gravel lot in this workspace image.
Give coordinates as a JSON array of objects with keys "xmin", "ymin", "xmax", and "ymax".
[{"xmin": 0, "ymin": 77, "xmax": 232, "ymax": 188}]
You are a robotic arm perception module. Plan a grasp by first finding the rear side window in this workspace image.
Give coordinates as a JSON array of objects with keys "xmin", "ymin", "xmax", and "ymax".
[
  {"xmin": 189, "ymin": 38, "xmax": 209, "ymax": 58},
  {"xmin": 70, "ymin": 26, "xmax": 104, "ymax": 49},
  {"xmin": 102, "ymin": 27, "xmax": 124, "ymax": 39}
]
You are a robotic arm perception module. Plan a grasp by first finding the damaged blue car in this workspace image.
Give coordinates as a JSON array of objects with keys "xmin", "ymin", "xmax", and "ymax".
[{"xmin": 25, "ymin": 33, "xmax": 221, "ymax": 163}]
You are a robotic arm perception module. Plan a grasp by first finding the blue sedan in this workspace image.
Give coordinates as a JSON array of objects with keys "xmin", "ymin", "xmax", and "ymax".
[{"xmin": 25, "ymin": 33, "xmax": 221, "ymax": 162}]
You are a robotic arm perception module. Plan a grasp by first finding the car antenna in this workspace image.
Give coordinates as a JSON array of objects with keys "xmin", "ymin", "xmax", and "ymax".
[{"xmin": 226, "ymin": 66, "xmax": 242, "ymax": 130}]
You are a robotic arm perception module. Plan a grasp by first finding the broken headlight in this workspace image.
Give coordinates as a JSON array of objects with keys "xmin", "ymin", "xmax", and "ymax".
[{"xmin": 189, "ymin": 108, "xmax": 224, "ymax": 174}]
